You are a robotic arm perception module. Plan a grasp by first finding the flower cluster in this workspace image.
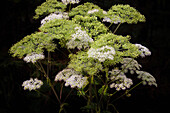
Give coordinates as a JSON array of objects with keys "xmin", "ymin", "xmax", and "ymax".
[
  {"xmin": 87, "ymin": 9, "xmax": 99, "ymax": 14},
  {"xmin": 41, "ymin": 12, "xmax": 69, "ymax": 25},
  {"xmin": 62, "ymin": 0, "xmax": 80, "ymax": 5},
  {"xmin": 121, "ymin": 58, "xmax": 142, "ymax": 74},
  {"xmin": 103, "ymin": 16, "xmax": 122, "ymax": 24},
  {"xmin": 109, "ymin": 69, "xmax": 133, "ymax": 91},
  {"xmin": 23, "ymin": 53, "xmax": 45, "ymax": 63},
  {"xmin": 135, "ymin": 44, "xmax": 151, "ymax": 57},
  {"xmin": 66, "ymin": 27, "xmax": 93, "ymax": 50},
  {"xmin": 87, "ymin": 45, "xmax": 116, "ymax": 62},
  {"xmin": 136, "ymin": 71, "xmax": 157, "ymax": 87},
  {"xmin": 22, "ymin": 78, "xmax": 43, "ymax": 91},
  {"xmin": 55, "ymin": 69, "xmax": 89, "ymax": 88}
]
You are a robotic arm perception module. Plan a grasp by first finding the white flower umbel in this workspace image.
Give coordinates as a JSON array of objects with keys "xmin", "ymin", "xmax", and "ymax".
[
  {"xmin": 62, "ymin": 0, "xmax": 80, "ymax": 5},
  {"xmin": 103, "ymin": 15, "xmax": 123, "ymax": 24},
  {"xmin": 55, "ymin": 68, "xmax": 89, "ymax": 88},
  {"xmin": 66, "ymin": 27, "xmax": 93, "ymax": 50},
  {"xmin": 55, "ymin": 69, "xmax": 76, "ymax": 81},
  {"xmin": 135, "ymin": 44, "xmax": 151, "ymax": 57},
  {"xmin": 87, "ymin": 9, "xmax": 99, "ymax": 14},
  {"xmin": 109, "ymin": 69, "xmax": 133, "ymax": 91},
  {"xmin": 41, "ymin": 12, "xmax": 69, "ymax": 25},
  {"xmin": 136, "ymin": 71, "xmax": 157, "ymax": 87},
  {"xmin": 103, "ymin": 17, "xmax": 112, "ymax": 23},
  {"xmin": 121, "ymin": 58, "xmax": 142, "ymax": 74},
  {"xmin": 65, "ymin": 75, "xmax": 89, "ymax": 88},
  {"xmin": 23, "ymin": 53, "xmax": 45, "ymax": 63},
  {"xmin": 87, "ymin": 45, "xmax": 116, "ymax": 62},
  {"xmin": 22, "ymin": 78, "xmax": 43, "ymax": 91}
]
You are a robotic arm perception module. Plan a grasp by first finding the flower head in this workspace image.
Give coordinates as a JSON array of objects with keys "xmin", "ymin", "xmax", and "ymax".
[
  {"xmin": 109, "ymin": 69, "xmax": 133, "ymax": 91},
  {"xmin": 87, "ymin": 45, "xmax": 116, "ymax": 62},
  {"xmin": 41, "ymin": 12, "xmax": 69, "ymax": 25},
  {"xmin": 135, "ymin": 44, "xmax": 151, "ymax": 57},
  {"xmin": 66, "ymin": 27, "xmax": 93, "ymax": 50},
  {"xmin": 103, "ymin": 16, "xmax": 123, "ymax": 24},
  {"xmin": 87, "ymin": 9, "xmax": 99, "ymax": 14},
  {"xmin": 23, "ymin": 53, "xmax": 45, "ymax": 63},
  {"xmin": 55, "ymin": 68, "xmax": 89, "ymax": 88},
  {"xmin": 62, "ymin": 0, "xmax": 80, "ymax": 5},
  {"xmin": 22, "ymin": 78, "xmax": 43, "ymax": 91},
  {"xmin": 136, "ymin": 71, "xmax": 157, "ymax": 87},
  {"xmin": 121, "ymin": 58, "xmax": 142, "ymax": 74}
]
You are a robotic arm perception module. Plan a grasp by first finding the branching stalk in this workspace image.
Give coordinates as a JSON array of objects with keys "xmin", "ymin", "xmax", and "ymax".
[{"xmin": 113, "ymin": 23, "xmax": 121, "ymax": 34}]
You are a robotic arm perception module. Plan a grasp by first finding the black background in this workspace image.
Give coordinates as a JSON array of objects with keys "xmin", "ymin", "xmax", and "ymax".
[{"xmin": 0, "ymin": 0, "xmax": 169, "ymax": 113}]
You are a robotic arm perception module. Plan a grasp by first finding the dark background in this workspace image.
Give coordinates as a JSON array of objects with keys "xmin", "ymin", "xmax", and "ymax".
[{"xmin": 0, "ymin": 0, "xmax": 169, "ymax": 113}]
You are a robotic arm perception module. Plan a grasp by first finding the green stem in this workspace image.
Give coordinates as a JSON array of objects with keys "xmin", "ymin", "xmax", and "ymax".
[
  {"xmin": 38, "ymin": 61, "xmax": 47, "ymax": 77},
  {"xmin": 113, "ymin": 23, "xmax": 121, "ymax": 34},
  {"xmin": 98, "ymin": 68, "xmax": 109, "ymax": 106},
  {"xmin": 38, "ymin": 60, "xmax": 61, "ymax": 105},
  {"xmin": 60, "ymin": 82, "xmax": 64, "ymax": 100},
  {"xmin": 112, "ymin": 81, "xmax": 143, "ymax": 102},
  {"xmin": 35, "ymin": 90, "xmax": 57, "ymax": 105},
  {"xmin": 34, "ymin": 63, "xmax": 44, "ymax": 73},
  {"xmin": 63, "ymin": 88, "xmax": 73, "ymax": 103},
  {"xmin": 88, "ymin": 75, "xmax": 93, "ymax": 113},
  {"xmin": 108, "ymin": 23, "xmax": 113, "ymax": 29},
  {"xmin": 109, "ymin": 90, "xmax": 118, "ymax": 97},
  {"xmin": 48, "ymin": 78, "xmax": 61, "ymax": 104},
  {"xmin": 47, "ymin": 51, "xmax": 51, "ymax": 78},
  {"xmin": 69, "ymin": 3, "xmax": 71, "ymax": 12},
  {"xmin": 108, "ymin": 58, "xmax": 134, "ymax": 84},
  {"xmin": 108, "ymin": 104, "xmax": 119, "ymax": 113}
]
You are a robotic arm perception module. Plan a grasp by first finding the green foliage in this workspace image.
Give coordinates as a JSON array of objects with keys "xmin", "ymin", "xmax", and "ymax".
[
  {"xmin": 68, "ymin": 51, "xmax": 103, "ymax": 76},
  {"xmin": 107, "ymin": 4, "xmax": 146, "ymax": 24},
  {"xmin": 34, "ymin": 0, "xmax": 66, "ymax": 19},
  {"xmin": 69, "ymin": 2, "xmax": 106, "ymax": 19},
  {"xmin": 39, "ymin": 19, "xmax": 80, "ymax": 47},
  {"xmin": 9, "ymin": 32, "xmax": 57, "ymax": 58},
  {"xmin": 91, "ymin": 33, "xmax": 140, "ymax": 66},
  {"xmin": 72, "ymin": 15, "xmax": 108, "ymax": 39}
]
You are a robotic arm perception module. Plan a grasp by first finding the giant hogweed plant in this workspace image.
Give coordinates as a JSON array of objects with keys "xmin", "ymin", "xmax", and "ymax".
[{"xmin": 9, "ymin": 0, "xmax": 157, "ymax": 113}]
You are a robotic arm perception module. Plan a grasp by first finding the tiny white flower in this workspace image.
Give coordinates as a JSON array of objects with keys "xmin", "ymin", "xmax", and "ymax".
[
  {"xmin": 87, "ymin": 9, "xmax": 99, "ymax": 14},
  {"xmin": 103, "ymin": 17, "xmax": 113, "ymax": 23}
]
